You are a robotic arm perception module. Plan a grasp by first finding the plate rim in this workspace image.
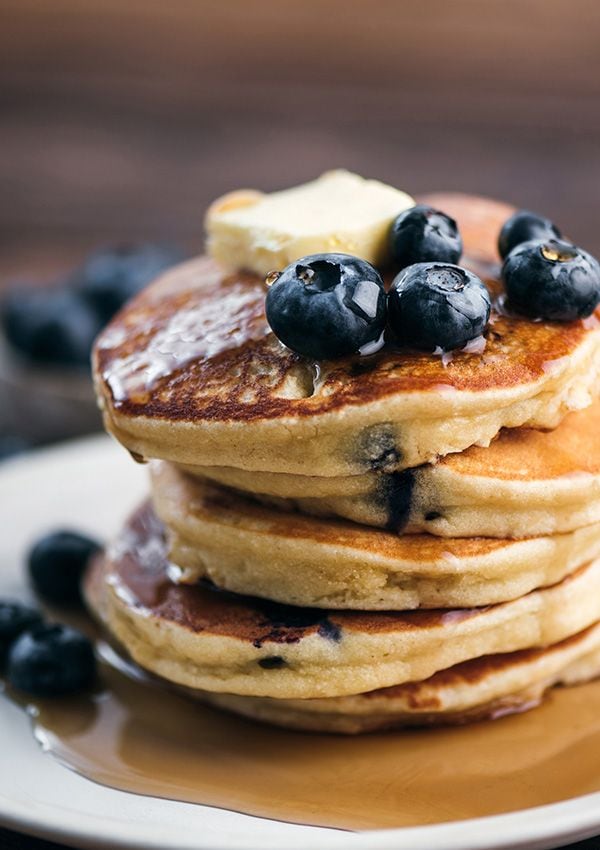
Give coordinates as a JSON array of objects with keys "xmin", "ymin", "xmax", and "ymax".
[
  {"xmin": 2, "ymin": 785, "xmax": 600, "ymax": 850},
  {"xmin": 1, "ymin": 435, "xmax": 600, "ymax": 850}
]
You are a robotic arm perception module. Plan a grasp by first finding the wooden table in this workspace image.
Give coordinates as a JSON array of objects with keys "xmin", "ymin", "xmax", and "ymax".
[{"xmin": 2, "ymin": 0, "xmax": 600, "ymax": 285}]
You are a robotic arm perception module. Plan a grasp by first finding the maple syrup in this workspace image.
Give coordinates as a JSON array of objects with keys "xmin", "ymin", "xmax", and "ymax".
[{"xmin": 5, "ymin": 638, "xmax": 600, "ymax": 832}]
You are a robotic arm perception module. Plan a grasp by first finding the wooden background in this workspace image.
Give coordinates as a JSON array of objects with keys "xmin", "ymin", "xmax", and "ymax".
[{"xmin": 2, "ymin": 0, "xmax": 600, "ymax": 288}]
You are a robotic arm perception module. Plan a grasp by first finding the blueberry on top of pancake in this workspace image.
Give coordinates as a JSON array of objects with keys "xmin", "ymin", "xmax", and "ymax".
[{"xmin": 93, "ymin": 191, "xmax": 600, "ymax": 477}]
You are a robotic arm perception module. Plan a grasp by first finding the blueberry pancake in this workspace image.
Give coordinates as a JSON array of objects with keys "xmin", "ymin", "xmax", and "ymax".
[
  {"xmin": 89, "ymin": 536, "xmax": 600, "ymax": 732},
  {"xmin": 88, "ymin": 174, "xmax": 600, "ymax": 734},
  {"xmin": 200, "ymin": 624, "xmax": 600, "ymax": 733},
  {"xmin": 151, "ymin": 461, "xmax": 600, "ymax": 610},
  {"xmin": 93, "ymin": 192, "xmax": 600, "ymax": 480},
  {"xmin": 84, "ymin": 502, "xmax": 600, "ymax": 701},
  {"xmin": 186, "ymin": 400, "xmax": 600, "ymax": 538}
]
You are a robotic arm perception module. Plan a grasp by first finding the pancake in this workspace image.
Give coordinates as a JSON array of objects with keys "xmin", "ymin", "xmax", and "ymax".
[
  {"xmin": 84, "ymin": 502, "xmax": 600, "ymax": 700},
  {"xmin": 186, "ymin": 400, "xmax": 600, "ymax": 537},
  {"xmin": 201, "ymin": 624, "xmax": 600, "ymax": 733},
  {"xmin": 93, "ymin": 193, "xmax": 600, "ymax": 480},
  {"xmin": 90, "ymin": 558, "xmax": 600, "ymax": 732},
  {"xmin": 151, "ymin": 461, "xmax": 600, "ymax": 610}
]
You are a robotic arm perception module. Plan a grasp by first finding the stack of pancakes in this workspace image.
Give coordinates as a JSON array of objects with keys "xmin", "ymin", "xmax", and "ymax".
[{"xmin": 88, "ymin": 192, "xmax": 600, "ymax": 733}]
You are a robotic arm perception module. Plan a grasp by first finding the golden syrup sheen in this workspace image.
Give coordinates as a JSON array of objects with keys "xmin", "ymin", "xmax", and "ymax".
[{"xmin": 8, "ymin": 649, "xmax": 600, "ymax": 832}]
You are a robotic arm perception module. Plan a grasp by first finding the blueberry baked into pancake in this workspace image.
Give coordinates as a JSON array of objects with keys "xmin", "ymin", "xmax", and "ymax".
[{"xmin": 88, "ymin": 170, "xmax": 600, "ymax": 732}]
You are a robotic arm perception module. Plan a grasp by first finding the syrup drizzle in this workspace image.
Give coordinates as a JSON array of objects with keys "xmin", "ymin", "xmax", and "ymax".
[{"xmin": 102, "ymin": 284, "xmax": 269, "ymax": 402}]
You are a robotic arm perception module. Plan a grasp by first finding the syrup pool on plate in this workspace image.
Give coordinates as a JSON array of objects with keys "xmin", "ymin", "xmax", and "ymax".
[{"xmin": 4, "ymin": 635, "xmax": 600, "ymax": 832}]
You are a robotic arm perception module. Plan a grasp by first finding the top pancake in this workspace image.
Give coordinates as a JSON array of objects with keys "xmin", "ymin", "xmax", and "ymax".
[{"xmin": 93, "ymin": 193, "xmax": 600, "ymax": 476}]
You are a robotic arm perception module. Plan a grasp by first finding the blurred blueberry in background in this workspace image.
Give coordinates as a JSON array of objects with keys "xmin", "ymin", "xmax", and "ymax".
[
  {"xmin": 78, "ymin": 243, "xmax": 185, "ymax": 322},
  {"xmin": 0, "ymin": 242, "xmax": 185, "ymax": 447},
  {"xmin": 1, "ymin": 242, "xmax": 184, "ymax": 369},
  {"xmin": 0, "ymin": 435, "xmax": 31, "ymax": 462},
  {"xmin": 2, "ymin": 287, "xmax": 102, "ymax": 368}
]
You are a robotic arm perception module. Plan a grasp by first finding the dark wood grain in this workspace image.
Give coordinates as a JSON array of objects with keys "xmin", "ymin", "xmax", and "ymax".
[{"xmin": 1, "ymin": 0, "xmax": 600, "ymax": 286}]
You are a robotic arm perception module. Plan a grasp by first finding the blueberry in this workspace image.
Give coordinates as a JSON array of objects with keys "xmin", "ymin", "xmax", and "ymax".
[
  {"xmin": 388, "ymin": 263, "xmax": 491, "ymax": 352},
  {"xmin": 498, "ymin": 210, "xmax": 561, "ymax": 259},
  {"xmin": 1, "ymin": 287, "xmax": 102, "ymax": 367},
  {"xmin": 389, "ymin": 205, "xmax": 462, "ymax": 269},
  {"xmin": 28, "ymin": 530, "xmax": 102, "ymax": 606},
  {"xmin": 0, "ymin": 435, "xmax": 30, "ymax": 462},
  {"xmin": 7, "ymin": 624, "xmax": 96, "ymax": 697},
  {"xmin": 502, "ymin": 238, "xmax": 600, "ymax": 321},
  {"xmin": 0, "ymin": 600, "xmax": 43, "ymax": 669},
  {"xmin": 265, "ymin": 253, "xmax": 387, "ymax": 360},
  {"xmin": 78, "ymin": 243, "xmax": 184, "ymax": 321}
]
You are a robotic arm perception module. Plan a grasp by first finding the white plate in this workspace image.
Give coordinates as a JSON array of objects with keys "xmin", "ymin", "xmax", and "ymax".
[{"xmin": 1, "ymin": 435, "xmax": 600, "ymax": 850}]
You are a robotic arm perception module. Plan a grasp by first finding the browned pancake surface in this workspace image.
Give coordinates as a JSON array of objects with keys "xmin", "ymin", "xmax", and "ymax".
[
  {"xmin": 94, "ymin": 193, "xmax": 600, "ymax": 424},
  {"xmin": 446, "ymin": 398, "xmax": 600, "ymax": 481},
  {"xmin": 362, "ymin": 626, "xmax": 599, "ymax": 711},
  {"xmin": 101, "ymin": 503, "xmax": 490, "ymax": 642}
]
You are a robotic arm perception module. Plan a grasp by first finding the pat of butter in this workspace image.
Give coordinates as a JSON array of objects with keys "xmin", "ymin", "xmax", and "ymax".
[{"xmin": 205, "ymin": 170, "xmax": 414, "ymax": 276}]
